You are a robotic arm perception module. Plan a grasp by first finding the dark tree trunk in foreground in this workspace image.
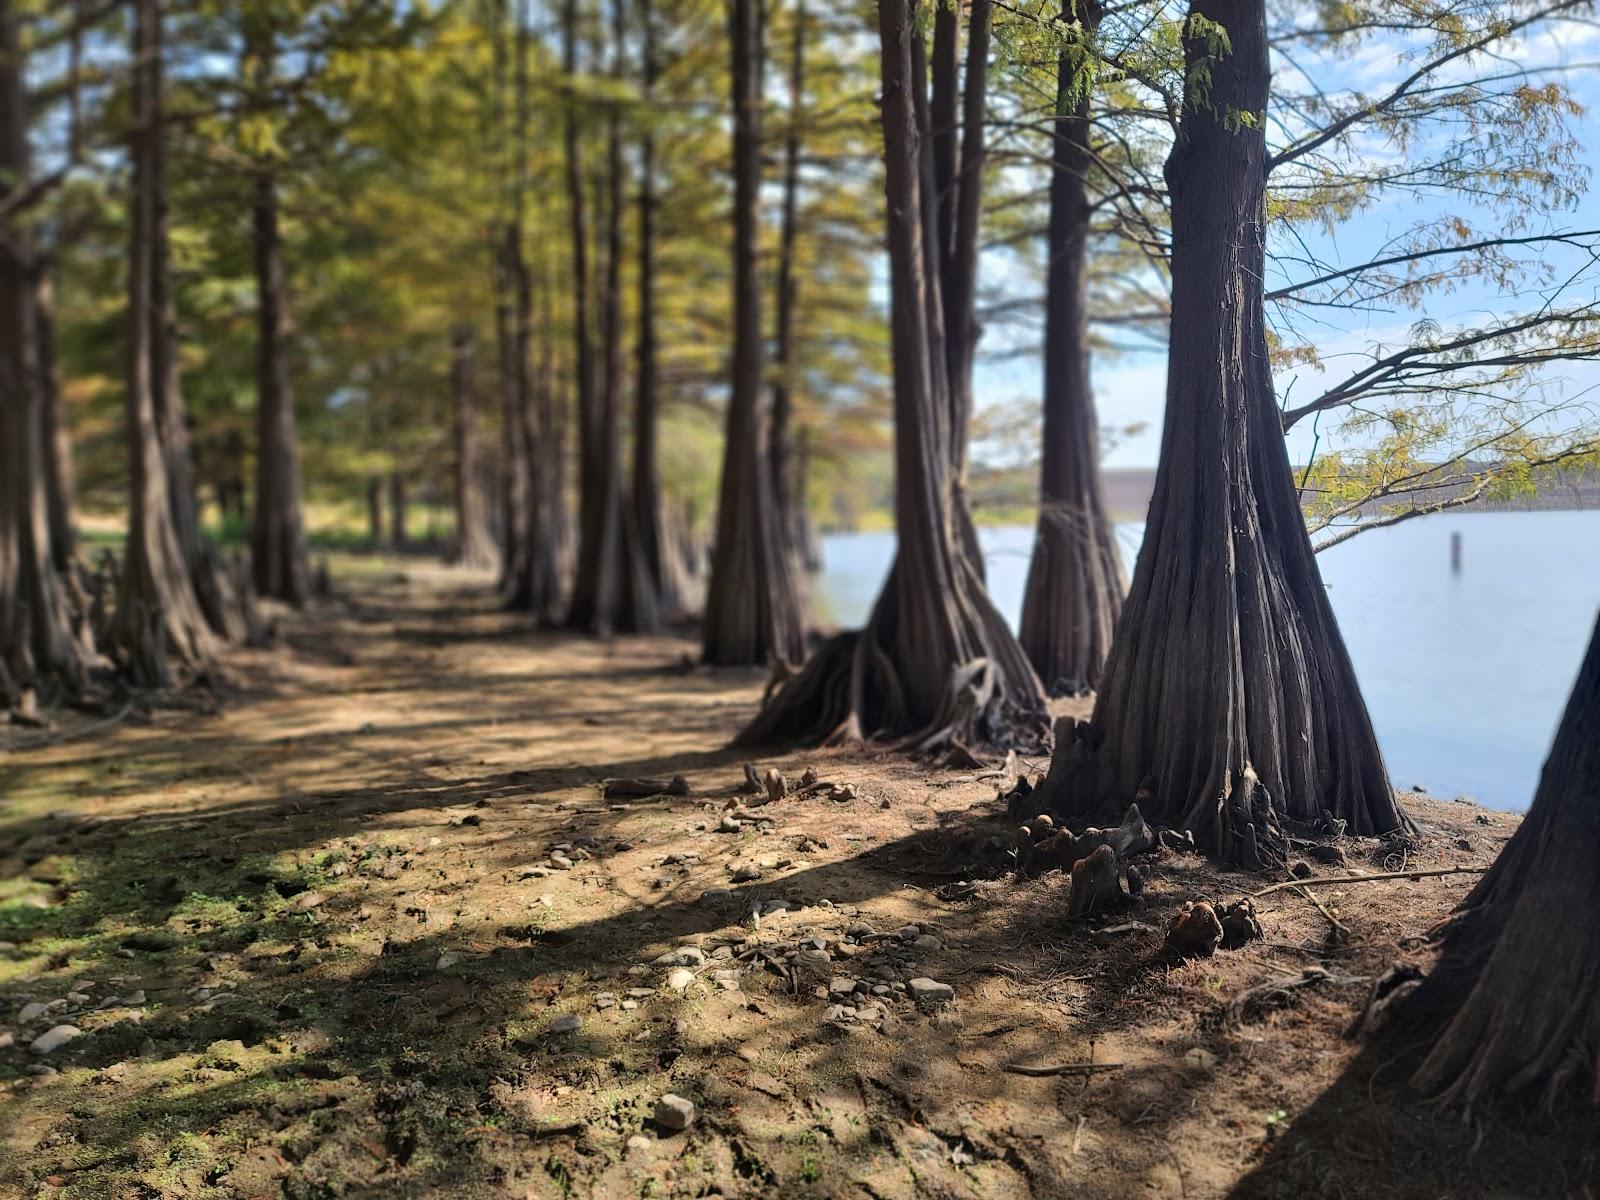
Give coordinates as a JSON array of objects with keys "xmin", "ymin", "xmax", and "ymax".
[
  {"xmin": 111, "ymin": 0, "xmax": 215, "ymax": 682},
  {"xmin": 564, "ymin": 0, "xmax": 623, "ymax": 635},
  {"xmin": 768, "ymin": 0, "xmax": 805, "ymax": 567},
  {"xmin": 36, "ymin": 274, "xmax": 78, "ymax": 573},
  {"xmin": 627, "ymin": 0, "xmax": 687, "ymax": 623},
  {"xmin": 0, "ymin": 0, "xmax": 92, "ymax": 700},
  {"xmin": 1403, "ymin": 612, "xmax": 1600, "ymax": 1109},
  {"xmin": 739, "ymin": 0, "xmax": 1047, "ymax": 750},
  {"xmin": 1029, "ymin": 0, "xmax": 1404, "ymax": 864},
  {"xmin": 1017, "ymin": 0, "xmax": 1124, "ymax": 696},
  {"xmin": 451, "ymin": 327, "xmax": 498, "ymax": 569},
  {"xmin": 702, "ymin": 0, "xmax": 804, "ymax": 666}
]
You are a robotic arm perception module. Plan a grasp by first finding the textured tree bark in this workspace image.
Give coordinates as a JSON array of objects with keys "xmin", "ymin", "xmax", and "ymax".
[
  {"xmin": 702, "ymin": 0, "xmax": 806, "ymax": 667},
  {"xmin": 111, "ymin": 0, "xmax": 216, "ymax": 682},
  {"xmin": 1017, "ymin": 0, "xmax": 1125, "ymax": 696},
  {"xmin": 451, "ymin": 327, "xmax": 498, "ymax": 570},
  {"xmin": 1403, "ymin": 612, "xmax": 1600, "ymax": 1110},
  {"xmin": 768, "ymin": 0, "xmax": 806, "ymax": 569},
  {"xmin": 1029, "ymin": 0, "xmax": 1404, "ymax": 865},
  {"xmin": 738, "ymin": 0, "xmax": 1048, "ymax": 750},
  {"xmin": 35, "ymin": 274, "xmax": 78, "ymax": 574},
  {"xmin": 0, "ymin": 0, "xmax": 92, "ymax": 701}
]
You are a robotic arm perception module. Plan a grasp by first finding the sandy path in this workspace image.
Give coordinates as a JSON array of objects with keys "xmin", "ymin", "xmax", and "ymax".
[{"xmin": 0, "ymin": 564, "xmax": 1589, "ymax": 1199}]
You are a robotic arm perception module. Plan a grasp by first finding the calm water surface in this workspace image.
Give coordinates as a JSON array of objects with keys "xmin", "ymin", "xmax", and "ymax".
[{"xmin": 811, "ymin": 511, "xmax": 1600, "ymax": 811}]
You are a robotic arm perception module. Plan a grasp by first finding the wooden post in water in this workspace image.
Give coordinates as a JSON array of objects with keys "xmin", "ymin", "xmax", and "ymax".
[{"xmin": 1450, "ymin": 531, "xmax": 1462, "ymax": 573}]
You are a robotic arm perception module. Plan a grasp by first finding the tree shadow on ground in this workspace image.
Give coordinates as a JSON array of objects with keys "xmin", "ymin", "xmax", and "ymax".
[{"xmin": 1228, "ymin": 1033, "xmax": 1600, "ymax": 1199}]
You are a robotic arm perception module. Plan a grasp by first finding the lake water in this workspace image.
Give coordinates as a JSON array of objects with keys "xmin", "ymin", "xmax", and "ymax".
[{"xmin": 811, "ymin": 511, "xmax": 1600, "ymax": 811}]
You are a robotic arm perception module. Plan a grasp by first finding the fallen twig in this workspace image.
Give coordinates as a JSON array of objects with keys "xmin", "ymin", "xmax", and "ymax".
[
  {"xmin": 1248, "ymin": 865, "xmax": 1484, "ymax": 900},
  {"xmin": 1002, "ymin": 1061, "xmax": 1125, "ymax": 1078},
  {"xmin": 1293, "ymin": 883, "xmax": 1352, "ymax": 941}
]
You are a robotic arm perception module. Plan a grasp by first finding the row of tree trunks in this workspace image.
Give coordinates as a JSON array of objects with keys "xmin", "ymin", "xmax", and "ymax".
[
  {"xmin": 108, "ymin": 0, "xmax": 217, "ymax": 683},
  {"xmin": 1017, "ymin": 0, "xmax": 1125, "ymax": 696},
  {"xmin": 738, "ymin": 0, "xmax": 1048, "ymax": 751},
  {"xmin": 1027, "ymin": 0, "xmax": 1406, "ymax": 865},
  {"xmin": 702, "ymin": 0, "xmax": 805, "ymax": 667}
]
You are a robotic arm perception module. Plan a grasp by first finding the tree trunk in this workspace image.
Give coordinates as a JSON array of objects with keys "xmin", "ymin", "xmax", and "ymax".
[
  {"xmin": 147, "ymin": 2, "xmax": 248, "ymax": 643},
  {"xmin": 451, "ymin": 326, "xmax": 498, "ymax": 569},
  {"xmin": 147, "ymin": 6, "xmax": 202, "ymax": 577},
  {"xmin": 702, "ymin": 0, "xmax": 805, "ymax": 667},
  {"xmin": 367, "ymin": 477, "xmax": 385, "ymax": 549},
  {"xmin": 0, "ymin": 0, "xmax": 93, "ymax": 702},
  {"xmin": 531, "ymin": 257, "xmax": 570, "ymax": 617},
  {"xmin": 388, "ymin": 473, "xmax": 408, "ymax": 551},
  {"xmin": 35, "ymin": 273, "xmax": 77, "ymax": 573},
  {"xmin": 601, "ymin": 0, "xmax": 659, "ymax": 635},
  {"xmin": 1027, "ymin": 0, "xmax": 1405, "ymax": 865},
  {"xmin": 623, "ymin": 0, "xmax": 686, "ymax": 627},
  {"xmin": 1403, "ymin": 611, "xmax": 1600, "ymax": 1110},
  {"xmin": 110, "ymin": 0, "xmax": 215, "ymax": 682},
  {"xmin": 1017, "ymin": 0, "xmax": 1124, "ymax": 696},
  {"xmin": 563, "ymin": 0, "xmax": 622, "ymax": 635},
  {"xmin": 792, "ymin": 425, "xmax": 822, "ymax": 571},
  {"xmin": 738, "ymin": 0, "xmax": 1047, "ymax": 750},
  {"xmin": 927, "ymin": 0, "xmax": 989, "ymax": 575},
  {"xmin": 768, "ymin": 0, "xmax": 805, "ymax": 567},
  {"xmin": 249, "ymin": 153, "xmax": 310, "ymax": 606}
]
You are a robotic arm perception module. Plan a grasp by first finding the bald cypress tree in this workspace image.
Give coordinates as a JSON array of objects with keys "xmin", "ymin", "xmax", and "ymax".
[
  {"xmin": 0, "ymin": 0, "xmax": 93, "ymax": 701},
  {"xmin": 1027, "ymin": 0, "xmax": 1406, "ymax": 865},
  {"xmin": 740, "ymin": 0, "xmax": 1048, "ymax": 751},
  {"xmin": 110, "ymin": 0, "xmax": 217, "ymax": 682},
  {"xmin": 701, "ymin": 0, "xmax": 805, "ymax": 666},
  {"xmin": 1017, "ymin": 0, "xmax": 1125, "ymax": 697}
]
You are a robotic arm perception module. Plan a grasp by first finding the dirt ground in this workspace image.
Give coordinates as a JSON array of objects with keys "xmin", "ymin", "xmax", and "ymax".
[{"xmin": 1, "ymin": 562, "xmax": 1595, "ymax": 1200}]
